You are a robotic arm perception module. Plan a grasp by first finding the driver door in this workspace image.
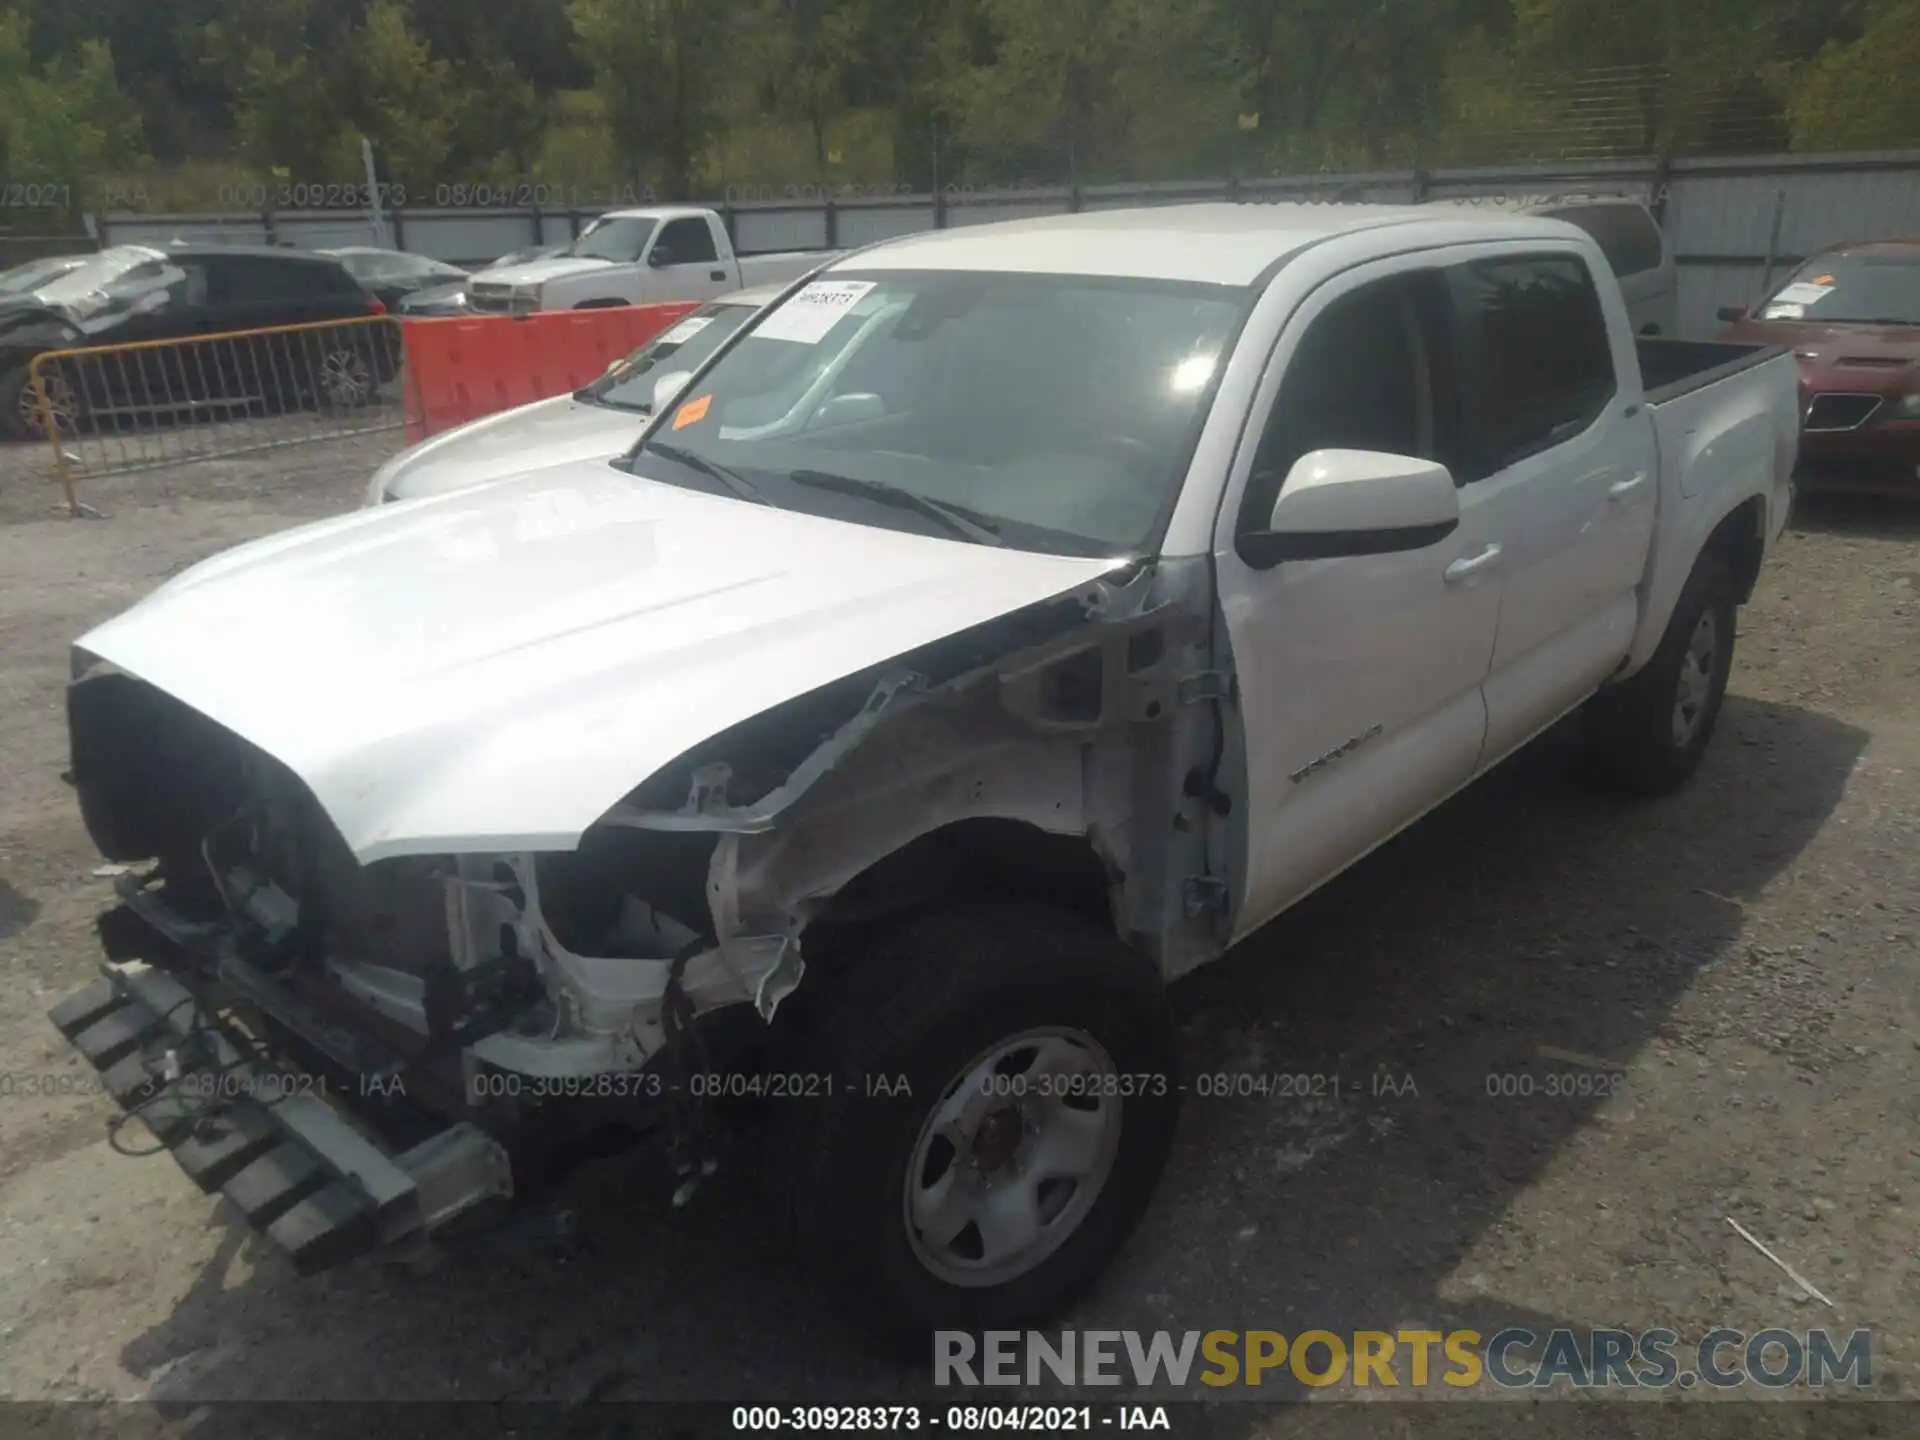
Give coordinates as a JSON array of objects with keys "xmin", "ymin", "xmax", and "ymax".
[
  {"xmin": 1216, "ymin": 261, "xmax": 1502, "ymax": 940},
  {"xmin": 643, "ymin": 217, "xmax": 731, "ymax": 303}
]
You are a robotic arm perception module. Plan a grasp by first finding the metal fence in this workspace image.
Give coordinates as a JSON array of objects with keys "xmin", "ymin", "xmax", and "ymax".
[
  {"xmin": 90, "ymin": 147, "xmax": 1920, "ymax": 341},
  {"xmin": 26, "ymin": 316, "xmax": 408, "ymax": 515}
]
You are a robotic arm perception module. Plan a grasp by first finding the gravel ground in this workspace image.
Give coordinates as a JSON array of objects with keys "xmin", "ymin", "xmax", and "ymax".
[{"xmin": 0, "ymin": 436, "xmax": 1914, "ymax": 1434}]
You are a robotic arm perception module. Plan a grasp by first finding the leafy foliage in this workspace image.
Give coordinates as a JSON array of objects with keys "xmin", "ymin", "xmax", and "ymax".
[{"xmin": 0, "ymin": 0, "xmax": 1915, "ymax": 208}]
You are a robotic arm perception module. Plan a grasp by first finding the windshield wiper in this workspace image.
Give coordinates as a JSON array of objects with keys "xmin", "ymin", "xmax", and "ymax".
[
  {"xmin": 641, "ymin": 441, "xmax": 770, "ymax": 504},
  {"xmin": 787, "ymin": 469, "xmax": 1005, "ymax": 547}
]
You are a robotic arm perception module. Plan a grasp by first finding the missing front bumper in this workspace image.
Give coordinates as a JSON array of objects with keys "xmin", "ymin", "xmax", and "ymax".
[{"xmin": 48, "ymin": 951, "xmax": 513, "ymax": 1275}]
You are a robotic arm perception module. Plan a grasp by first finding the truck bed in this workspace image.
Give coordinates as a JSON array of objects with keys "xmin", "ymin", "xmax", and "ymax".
[{"xmin": 1637, "ymin": 337, "xmax": 1790, "ymax": 407}]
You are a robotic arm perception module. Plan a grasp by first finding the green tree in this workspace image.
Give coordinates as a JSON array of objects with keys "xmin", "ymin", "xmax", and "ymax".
[
  {"xmin": 0, "ymin": 5, "xmax": 145, "ymax": 222},
  {"xmin": 567, "ymin": 0, "xmax": 737, "ymax": 198},
  {"xmin": 1786, "ymin": 0, "xmax": 1920, "ymax": 150}
]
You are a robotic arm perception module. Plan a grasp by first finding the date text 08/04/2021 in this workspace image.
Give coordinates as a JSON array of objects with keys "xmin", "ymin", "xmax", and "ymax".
[{"xmin": 730, "ymin": 1406, "xmax": 1171, "ymax": 1432}]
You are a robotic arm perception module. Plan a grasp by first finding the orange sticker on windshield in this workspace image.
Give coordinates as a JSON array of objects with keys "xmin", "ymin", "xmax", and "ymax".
[
  {"xmin": 671, "ymin": 393, "xmax": 712, "ymax": 430},
  {"xmin": 1813, "ymin": 274, "xmax": 1835, "ymax": 286}
]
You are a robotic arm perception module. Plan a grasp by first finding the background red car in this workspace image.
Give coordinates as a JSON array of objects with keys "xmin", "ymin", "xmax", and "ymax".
[{"xmin": 1719, "ymin": 239, "xmax": 1920, "ymax": 489}]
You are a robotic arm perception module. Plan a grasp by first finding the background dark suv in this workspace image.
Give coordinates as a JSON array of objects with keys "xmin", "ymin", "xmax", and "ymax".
[{"xmin": 0, "ymin": 243, "xmax": 393, "ymax": 440}]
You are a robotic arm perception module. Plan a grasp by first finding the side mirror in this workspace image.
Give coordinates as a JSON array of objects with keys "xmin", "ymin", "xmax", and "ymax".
[
  {"xmin": 810, "ymin": 391, "xmax": 886, "ymax": 427},
  {"xmin": 647, "ymin": 245, "xmax": 675, "ymax": 269},
  {"xmin": 1717, "ymin": 305, "xmax": 1749, "ymax": 323},
  {"xmin": 1248, "ymin": 449, "xmax": 1459, "ymax": 564},
  {"xmin": 651, "ymin": 370, "xmax": 694, "ymax": 414}
]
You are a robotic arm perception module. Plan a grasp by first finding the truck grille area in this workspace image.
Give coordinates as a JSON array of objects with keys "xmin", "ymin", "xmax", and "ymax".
[
  {"xmin": 1804, "ymin": 393, "xmax": 1883, "ymax": 433},
  {"xmin": 68, "ymin": 674, "xmax": 452, "ymax": 977}
]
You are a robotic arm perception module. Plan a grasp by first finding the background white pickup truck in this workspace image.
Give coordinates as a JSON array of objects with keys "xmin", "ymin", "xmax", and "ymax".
[
  {"xmin": 465, "ymin": 206, "xmax": 834, "ymax": 313},
  {"xmin": 53, "ymin": 203, "xmax": 1797, "ymax": 1350}
]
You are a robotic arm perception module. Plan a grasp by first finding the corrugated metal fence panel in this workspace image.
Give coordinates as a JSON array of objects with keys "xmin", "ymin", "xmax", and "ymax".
[
  {"xmin": 835, "ymin": 201, "xmax": 939, "ymax": 247},
  {"xmin": 733, "ymin": 206, "xmax": 831, "ymax": 253},
  {"xmin": 537, "ymin": 212, "xmax": 578, "ymax": 247},
  {"xmin": 104, "ymin": 214, "xmax": 272, "ymax": 246},
  {"xmin": 390, "ymin": 211, "xmax": 542, "ymax": 265},
  {"xmin": 1669, "ymin": 159, "xmax": 1920, "ymax": 264},
  {"xmin": 1426, "ymin": 160, "xmax": 1657, "ymax": 203},
  {"xmin": 1682, "ymin": 263, "xmax": 1795, "ymax": 337}
]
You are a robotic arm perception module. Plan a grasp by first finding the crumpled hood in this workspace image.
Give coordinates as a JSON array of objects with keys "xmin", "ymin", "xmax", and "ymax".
[
  {"xmin": 473, "ymin": 256, "xmax": 613, "ymax": 287},
  {"xmin": 372, "ymin": 395, "xmax": 643, "ymax": 504},
  {"xmin": 76, "ymin": 460, "xmax": 1119, "ymax": 864}
]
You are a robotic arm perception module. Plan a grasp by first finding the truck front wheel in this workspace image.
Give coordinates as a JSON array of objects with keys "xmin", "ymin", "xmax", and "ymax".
[
  {"xmin": 779, "ymin": 903, "xmax": 1179, "ymax": 1352},
  {"xmin": 1583, "ymin": 552, "xmax": 1737, "ymax": 795}
]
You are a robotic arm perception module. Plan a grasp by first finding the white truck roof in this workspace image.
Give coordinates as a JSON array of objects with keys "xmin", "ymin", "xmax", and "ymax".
[
  {"xmin": 834, "ymin": 203, "xmax": 1584, "ymax": 286},
  {"xmin": 596, "ymin": 205, "xmax": 726, "ymax": 223}
]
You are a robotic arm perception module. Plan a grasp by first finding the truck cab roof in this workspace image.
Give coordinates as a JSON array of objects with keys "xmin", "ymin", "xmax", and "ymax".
[{"xmin": 833, "ymin": 203, "xmax": 1592, "ymax": 286}]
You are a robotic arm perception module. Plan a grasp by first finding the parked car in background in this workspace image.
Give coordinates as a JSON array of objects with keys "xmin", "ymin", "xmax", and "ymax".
[
  {"xmin": 367, "ymin": 284, "xmax": 780, "ymax": 504},
  {"xmin": 54, "ymin": 204, "xmax": 1794, "ymax": 1342},
  {"xmin": 0, "ymin": 253, "xmax": 89, "ymax": 296},
  {"xmin": 395, "ymin": 280, "xmax": 473, "ymax": 317},
  {"xmin": 490, "ymin": 243, "xmax": 567, "ymax": 269},
  {"xmin": 1434, "ymin": 195, "xmax": 1677, "ymax": 336},
  {"xmin": 0, "ymin": 243, "xmax": 392, "ymax": 440},
  {"xmin": 466, "ymin": 207, "xmax": 835, "ymax": 313},
  {"xmin": 1719, "ymin": 239, "xmax": 1920, "ymax": 489},
  {"xmin": 320, "ymin": 247, "xmax": 468, "ymax": 309}
]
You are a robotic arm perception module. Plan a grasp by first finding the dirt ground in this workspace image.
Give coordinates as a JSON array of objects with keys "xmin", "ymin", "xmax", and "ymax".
[{"xmin": 0, "ymin": 433, "xmax": 1914, "ymax": 1433}]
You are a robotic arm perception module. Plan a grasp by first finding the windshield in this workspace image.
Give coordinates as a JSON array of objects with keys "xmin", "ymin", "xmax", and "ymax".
[
  {"xmin": 584, "ymin": 303, "xmax": 757, "ymax": 412},
  {"xmin": 631, "ymin": 270, "xmax": 1250, "ymax": 555},
  {"xmin": 0, "ymin": 255, "xmax": 83, "ymax": 294},
  {"xmin": 1760, "ymin": 253, "xmax": 1920, "ymax": 325},
  {"xmin": 568, "ymin": 218, "xmax": 658, "ymax": 264},
  {"xmin": 33, "ymin": 246, "xmax": 163, "ymax": 307}
]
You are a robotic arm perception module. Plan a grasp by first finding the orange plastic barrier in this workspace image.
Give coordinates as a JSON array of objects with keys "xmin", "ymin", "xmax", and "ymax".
[{"xmin": 402, "ymin": 301, "xmax": 702, "ymax": 442}]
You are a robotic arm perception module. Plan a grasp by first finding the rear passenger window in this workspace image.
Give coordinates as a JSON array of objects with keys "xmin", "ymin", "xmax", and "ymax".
[
  {"xmin": 1237, "ymin": 271, "xmax": 1459, "ymax": 562},
  {"xmin": 1447, "ymin": 254, "xmax": 1616, "ymax": 480},
  {"xmin": 213, "ymin": 257, "xmax": 329, "ymax": 305},
  {"xmin": 1544, "ymin": 204, "xmax": 1665, "ymax": 279}
]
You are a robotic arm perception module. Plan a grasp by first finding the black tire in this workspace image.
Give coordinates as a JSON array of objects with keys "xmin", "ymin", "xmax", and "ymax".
[
  {"xmin": 775, "ymin": 902, "xmax": 1179, "ymax": 1353},
  {"xmin": 1583, "ymin": 551, "xmax": 1737, "ymax": 796}
]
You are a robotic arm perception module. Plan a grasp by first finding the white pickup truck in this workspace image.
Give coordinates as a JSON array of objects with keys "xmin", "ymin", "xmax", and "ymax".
[
  {"xmin": 51, "ymin": 204, "xmax": 1796, "ymax": 1351},
  {"xmin": 465, "ymin": 206, "xmax": 834, "ymax": 314}
]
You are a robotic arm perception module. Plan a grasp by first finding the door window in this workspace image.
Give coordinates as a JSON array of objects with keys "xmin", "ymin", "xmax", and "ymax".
[
  {"xmin": 1446, "ymin": 253, "xmax": 1617, "ymax": 481},
  {"xmin": 211, "ymin": 257, "xmax": 329, "ymax": 307},
  {"xmin": 1236, "ymin": 272, "xmax": 1456, "ymax": 563},
  {"xmin": 654, "ymin": 218, "xmax": 719, "ymax": 266}
]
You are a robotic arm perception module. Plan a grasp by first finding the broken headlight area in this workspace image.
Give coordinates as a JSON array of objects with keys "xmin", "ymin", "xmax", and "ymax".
[{"xmin": 66, "ymin": 674, "xmax": 738, "ymax": 1095}]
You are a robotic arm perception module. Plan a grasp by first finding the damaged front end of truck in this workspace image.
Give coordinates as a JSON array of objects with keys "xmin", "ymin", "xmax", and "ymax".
[{"xmin": 49, "ymin": 550, "xmax": 1233, "ymax": 1275}]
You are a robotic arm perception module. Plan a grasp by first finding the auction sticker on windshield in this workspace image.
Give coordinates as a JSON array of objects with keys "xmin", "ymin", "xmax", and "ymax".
[
  {"xmin": 659, "ymin": 315, "xmax": 714, "ymax": 345},
  {"xmin": 671, "ymin": 393, "xmax": 713, "ymax": 430},
  {"xmin": 753, "ymin": 280, "xmax": 876, "ymax": 344}
]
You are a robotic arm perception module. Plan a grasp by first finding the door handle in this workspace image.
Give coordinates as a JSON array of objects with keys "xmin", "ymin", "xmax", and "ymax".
[
  {"xmin": 1609, "ymin": 473, "xmax": 1649, "ymax": 501},
  {"xmin": 1444, "ymin": 543, "xmax": 1503, "ymax": 584},
  {"xmin": 709, "ymin": 269, "xmax": 727, "ymax": 281}
]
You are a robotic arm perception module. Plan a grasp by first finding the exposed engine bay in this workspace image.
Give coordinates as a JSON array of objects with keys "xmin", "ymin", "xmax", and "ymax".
[{"xmin": 62, "ymin": 555, "xmax": 1228, "ymax": 1207}]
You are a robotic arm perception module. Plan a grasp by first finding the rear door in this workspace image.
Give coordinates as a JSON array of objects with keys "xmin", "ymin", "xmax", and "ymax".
[
  {"xmin": 1215, "ymin": 260, "xmax": 1502, "ymax": 938},
  {"xmin": 204, "ymin": 255, "xmax": 371, "ymax": 404},
  {"xmin": 643, "ymin": 217, "xmax": 734, "ymax": 302},
  {"xmin": 1444, "ymin": 247, "xmax": 1659, "ymax": 766}
]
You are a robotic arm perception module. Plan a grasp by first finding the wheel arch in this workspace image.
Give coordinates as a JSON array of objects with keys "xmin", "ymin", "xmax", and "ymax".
[{"xmin": 798, "ymin": 816, "xmax": 1120, "ymax": 968}]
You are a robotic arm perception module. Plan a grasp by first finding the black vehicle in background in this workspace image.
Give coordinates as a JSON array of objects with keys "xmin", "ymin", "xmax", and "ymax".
[
  {"xmin": 320, "ymin": 246, "xmax": 468, "ymax": 309},
  {"xmin": 0, "ymin": 243, "xmax": 392, "ymax": 440}
]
